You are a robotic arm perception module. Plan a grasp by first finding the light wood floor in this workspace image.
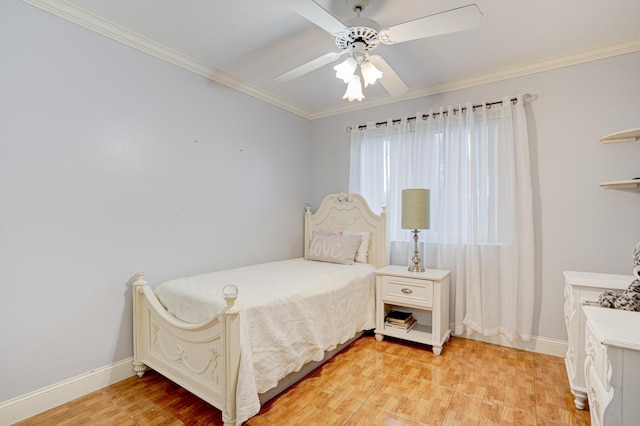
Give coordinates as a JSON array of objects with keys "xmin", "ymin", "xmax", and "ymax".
[{"xmin": 16, "ymin": 334, "xmax": 590, "ymax": 425}]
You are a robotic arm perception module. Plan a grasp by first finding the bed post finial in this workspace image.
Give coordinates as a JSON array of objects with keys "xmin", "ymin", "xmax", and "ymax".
[
  {"xmin": 223, "ymin": 284, "xmax": 239, "ymax": 314},
  {"xmin": 133, "ymin": 272, "xmax": 147, "ymax": 287}
]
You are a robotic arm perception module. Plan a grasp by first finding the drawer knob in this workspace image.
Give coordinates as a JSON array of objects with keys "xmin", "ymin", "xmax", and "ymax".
[{"xmin": 401, "ymin": 288, "xmax": 413, "ymax": 294}]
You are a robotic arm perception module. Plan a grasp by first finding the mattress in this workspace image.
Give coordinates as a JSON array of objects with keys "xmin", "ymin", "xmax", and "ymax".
[{"xmin": 153, "ymin": 257, "xmax": 376, "ymax": 424}]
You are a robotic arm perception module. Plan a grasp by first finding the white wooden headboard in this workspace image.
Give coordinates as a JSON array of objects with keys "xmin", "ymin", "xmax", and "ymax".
[{"xmin": 304, "ymin": 192, "xmax": 387, "ymax": 269}]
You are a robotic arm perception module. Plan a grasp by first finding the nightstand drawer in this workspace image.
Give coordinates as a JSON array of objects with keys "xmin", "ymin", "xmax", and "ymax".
[{"xmin": 382, "ymin": 276, "xmax": 433, "ymax": 308}]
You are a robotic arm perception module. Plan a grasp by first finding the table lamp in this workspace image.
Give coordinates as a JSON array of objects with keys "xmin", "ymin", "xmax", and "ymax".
[{"xmin": 401, "ymin": 188, "xmax": 430, "ymax": 272}]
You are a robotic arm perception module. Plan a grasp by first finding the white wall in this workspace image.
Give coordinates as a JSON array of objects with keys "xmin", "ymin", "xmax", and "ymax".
[
  {"xmin": 309, "ymin": 51, "xmax": 640, "ymax": 341},
  {"xmin": 0, "ymin": 1, "xmax": 310, "ymax": 402}
]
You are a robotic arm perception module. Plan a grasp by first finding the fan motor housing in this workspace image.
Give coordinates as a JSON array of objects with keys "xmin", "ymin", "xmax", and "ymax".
[{"xmin": 336, "ymin": 16, "xmax": 380, "ymax": 51}]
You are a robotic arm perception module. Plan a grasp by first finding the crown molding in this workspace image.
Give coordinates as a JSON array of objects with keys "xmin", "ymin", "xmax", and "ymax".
[{"xmin": 21, "ymin": 1, "xmax": 640, "ymax": 121}]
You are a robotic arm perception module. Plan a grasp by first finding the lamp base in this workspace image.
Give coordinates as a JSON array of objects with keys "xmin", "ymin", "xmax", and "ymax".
[
  {"xmin": 408, "ymin": 229, "xmax": 425, "ymax": 272},
  {"xmin": 408, "ymin": 265, "xmax": 425, "ymax": 273}
]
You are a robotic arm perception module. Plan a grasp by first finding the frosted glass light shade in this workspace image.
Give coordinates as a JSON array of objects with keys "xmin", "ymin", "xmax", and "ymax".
[
  {"xmin": 401, "ymin": 188, "xmax": 430, "ymax": 230},
  {"xmin": 333, "ymin": 56, "xmax": 358, "ymax": 83},
  {"xmin": 343, "ymin": 75, "xmax": 364, "ymax": 102},
  {"xmin": 360, "ymin": 60, "xmax": 383, "ymax": 87}
]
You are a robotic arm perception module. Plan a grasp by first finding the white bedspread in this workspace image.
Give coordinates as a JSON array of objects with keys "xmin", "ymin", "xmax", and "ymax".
[{"xmin": 153, "ymin": 258, "xmax": 376, "ymax": 424}]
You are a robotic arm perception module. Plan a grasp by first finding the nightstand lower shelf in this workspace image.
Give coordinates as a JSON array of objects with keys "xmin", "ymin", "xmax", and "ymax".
[{"xmin": 376, "ymin": 322, "xmax": 451, "ymax": 354}]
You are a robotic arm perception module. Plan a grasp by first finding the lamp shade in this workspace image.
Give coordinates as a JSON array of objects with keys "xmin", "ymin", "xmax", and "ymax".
[
  {"xmin": 360, "ymin": 60, "xmax": 383, "ymax": 87},
  {"xmin": 333, "ymin": 56, "xmax": 358, "ymax": 84},
  {"xmin": 401, "ymin": 188, "xmax": 430, "ymax": 230},
  {"xmin": 343, "ymin": 75, "xmax": 365, "ymax": 102}
]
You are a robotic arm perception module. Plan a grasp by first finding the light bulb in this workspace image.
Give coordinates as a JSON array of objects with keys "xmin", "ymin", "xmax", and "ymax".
[
  {"xmin": 343, "ymin": 75, "xmax": 365, "ymax": 102},
  {"xmin": 333, "ymin": 56, "xmax": 357, "ymax": 83}
]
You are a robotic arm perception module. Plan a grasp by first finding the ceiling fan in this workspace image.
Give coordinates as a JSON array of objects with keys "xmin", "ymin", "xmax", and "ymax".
[{"xmin": 276, "ymin": 0, "xmax": 482, "ymax": 101}]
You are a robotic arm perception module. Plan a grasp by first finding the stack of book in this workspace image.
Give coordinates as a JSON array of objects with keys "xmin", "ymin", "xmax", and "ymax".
[{"xmin": 384, "ymin": 310, "xmax": 416, "ymax": 332}]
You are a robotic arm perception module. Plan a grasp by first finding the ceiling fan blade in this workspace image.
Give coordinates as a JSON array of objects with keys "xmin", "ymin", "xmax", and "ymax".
[
  {"xmin": 278, "ymin": 0, "xmax": 347, "ymax": 36},
  {"xmin": 369, "ymin": 55, "xmax": 409, "ymax": 97},
  {"xmin": 379, "ymin": 4, "xmax": 482, "ymax": 45},
  {"xmin": 275, "ymin": 51, "xmax": 347, "ymax": 82}
]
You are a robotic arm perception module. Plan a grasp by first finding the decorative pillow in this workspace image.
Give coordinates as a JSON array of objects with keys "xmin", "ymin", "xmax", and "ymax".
[
  {"xmin": 305, "ymin": 235, "xmax": 362, "ymax": 265},
  {"xmin": 344, "ymin": 230, "xmax": 371, "ymax": 263},
  {"xmin": 312, "ymin": 228, "xmax": 343, "ymax": 238}
]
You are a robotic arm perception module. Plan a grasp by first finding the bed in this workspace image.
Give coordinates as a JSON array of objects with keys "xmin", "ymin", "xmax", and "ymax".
[{"xmin": 132, "ymin": 192, "xmax": 387, "ymax": 425}]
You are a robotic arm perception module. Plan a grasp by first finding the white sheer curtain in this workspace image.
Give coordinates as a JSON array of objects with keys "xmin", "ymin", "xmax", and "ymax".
[{"xmin": 349, "ymin": 95, "xmax": 534, "ymax": 342}]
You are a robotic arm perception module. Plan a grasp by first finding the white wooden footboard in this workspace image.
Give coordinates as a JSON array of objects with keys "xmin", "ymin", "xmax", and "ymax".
[{"xmin": 132, "ymin": 273, "xmax": 240, "ymax": 426}]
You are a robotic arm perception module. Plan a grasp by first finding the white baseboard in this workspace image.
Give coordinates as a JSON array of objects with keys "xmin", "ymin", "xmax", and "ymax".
[
  {"xmin": 0, "ymin": 357, "xmax": 135, "ymax": 426},
  {"xmin": 460, "ymin": 333, "xmax": 568, "ymax": 357}
]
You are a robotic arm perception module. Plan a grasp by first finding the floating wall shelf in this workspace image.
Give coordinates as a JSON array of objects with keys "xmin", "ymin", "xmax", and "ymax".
[
  {"xmin": 600, "ymin": 128, "xmax": 640, "ymax": 144},
  {"xmin": 599, "ymin": 127, "xmax": 640, "ymax": 189},
  {"xmin": 600, "ymin": 179, "xmax": 640, "ymax": 189}
]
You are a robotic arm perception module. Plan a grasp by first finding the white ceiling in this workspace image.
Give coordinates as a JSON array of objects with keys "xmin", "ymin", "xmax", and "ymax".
[{"xmin": 23, "ymin": 0, "xmax": 640, "ymax": 119}]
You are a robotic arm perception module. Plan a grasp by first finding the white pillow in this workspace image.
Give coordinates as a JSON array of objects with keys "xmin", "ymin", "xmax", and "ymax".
[
  {"xmin": 344, "ymin": 230, "xmax": 370, "ymax": 263},
  {"xmin": 305, "ymin": 235, "xmax": 362, "ymax": 265},
  {"xmin": 312, "ymin": 228, "xmax": 343, "ymax": 238}
]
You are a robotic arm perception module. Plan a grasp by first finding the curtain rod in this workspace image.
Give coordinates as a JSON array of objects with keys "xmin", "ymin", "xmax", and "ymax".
[{"xmin": 348, "ymin": 95, "xmax": 529, "ymax": 132}]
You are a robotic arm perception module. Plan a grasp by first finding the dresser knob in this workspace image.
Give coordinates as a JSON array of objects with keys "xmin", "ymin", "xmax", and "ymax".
[{"xmin": 401, "ymin": 288, "xmax": 413, "ymax": 294}]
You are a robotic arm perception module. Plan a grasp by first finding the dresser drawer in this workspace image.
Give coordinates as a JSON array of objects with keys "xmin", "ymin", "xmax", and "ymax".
[{"xmin": 381, "ymin": 276, "xmax": 433, "ymax": 308}]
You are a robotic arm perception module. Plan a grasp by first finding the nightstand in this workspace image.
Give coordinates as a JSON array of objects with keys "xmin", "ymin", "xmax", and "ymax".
[{"xmin": 374, "ymin": 265, "xmax": 451, "ymax": 355}]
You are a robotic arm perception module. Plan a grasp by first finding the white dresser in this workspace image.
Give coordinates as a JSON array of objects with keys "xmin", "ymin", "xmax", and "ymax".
[
  {"xmin": 583, "ymin": 306, "xmax": 640, "ymax": 426},
  {"xmin": 563, "ymin": 271, "xmax": 632, "ymax": 409}
]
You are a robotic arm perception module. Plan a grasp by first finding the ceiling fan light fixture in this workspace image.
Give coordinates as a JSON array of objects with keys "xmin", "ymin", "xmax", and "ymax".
[
  {"xmin": 343, "ymin": 75, "xmax": 365, "ymax": 102},
  {"xmin": 279, "ymin": 1, "xmax": 483, "ymax": 104},
  {"xmin": 333, "ymin": 56, "xmax": 358, "ymax": 83},
  {"xmin": 360, "ymin": 60, "xmax": 383, "ymax": 87}
]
